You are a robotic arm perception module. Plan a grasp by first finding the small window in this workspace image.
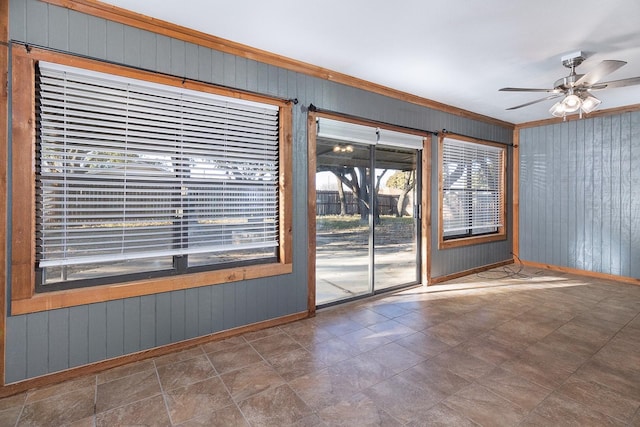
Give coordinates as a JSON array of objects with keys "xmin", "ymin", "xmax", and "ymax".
[
  {"xmin": 35, "ymin": 61, "xmax": 281, "ymax": 289},
  {"xmin": 439, "ymin": 135, "xmax": 506, "ymax": 248}
]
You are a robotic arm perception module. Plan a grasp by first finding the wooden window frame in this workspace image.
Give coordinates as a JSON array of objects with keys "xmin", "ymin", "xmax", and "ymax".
[
  {"xmin": 438, "ymin": 133, "xmax": 507, "ymax": 249},
  {"xmin": 10, "ymin": 45, "xmax": 293, "ymax": 315}
]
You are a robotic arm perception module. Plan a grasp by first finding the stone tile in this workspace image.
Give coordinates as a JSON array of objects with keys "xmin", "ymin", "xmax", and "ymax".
[
  {"xmin": 165, "ymin": 376, "xmax": 234, "ymax": 425},
  {"xmin": 242, "ymin": 326, "xmax": 282, "ymax": 342},
  {"xmin": 492, "ymin": 316, "xmax": 562, "ymax": 345},
  {"xmin": 424, "ymin": 319, "xmax": 484, "ymax": 346},
  {"xmin": 616, "ymin": 325, "xmax": 640, "ymax": 343},
  {"xmin": 628, "ymin": 314, "xmax": 640, "ymax": 330},
  {"xmin": 156, "ymin": 354, "xmax": 216, "ymax": 391},
  {"xmin": 477, "ymin": 367, "xmax": 552, "ymax": 411},
  {"xmin": 0, "ymin": 392, "xmax": 26, "ymax": 411},
  {"xmin": 96, "ymin": 359, "xmax": 156, "ymax": 384},
  {"xmin": 442, "ymin": 384, "xmax": 528, "ymax": 427},
  {"xmin": 557, "ymin": 377, "xmax": 640, "ymax": 423},
  {"xmin": 206, "ymin": 341, "xmax": 263, "ymax": 374},
  {"xmin": 96, "ymin": 368, "xmax": 162, "ymax": 413},
  {"xmin": 304, "ymin": 337, "xmax": 360, "ymax": 366},
  {"xmin": 393, "ymin": 310, "xmax": 443, "ymax": 331},
  {"xmin": 318, "ymin": 392, "xmax": 402, "ymax": 426},
  {"xmin": 366, "ymin": 319, "xmax": 415, "ymax": 341},
  {"xmin": 554, "ymin": 319, "xmax": 618, "ymax": 348},
  {"xmin": 592, "ymin": 336, "xmax": 640, "ymax": 371},
  {"xmin": 429, "ymin": 348, "xmax": 495, "ymax": 381},
  {"xmin": 282, "ymin": 321, "xmax": 335, "ymax": 347},
  {"xmin": 18, "ymin": 386, "xmax": 95, "ymax": 426},
  {"xmin": 394, "ymin": 331, "xmax": 451, "ymax": 359},
  {"xmin": 348, "ymin": 308, "xmax": 391, "ymax": 327},
  {"xmin": 500, "ymin": 354, "xmax": 573, "ymax": 390},
  {"xmin": 0, "ymin": 406, "xmax": 22, "ymax": 427},
  {"xmin": 327, "ymin": 354, "xmax": 395, "ymax": 392},
  {"xmin": 405, "ymin": 403, "xmax": 479, "ymax": 427},
  {"xmin": 573, "ymin": 302, "xmax": 639, "ymax": 326},
  {"xmin": 176, "ymin": 404, "xmax": 249, "ymax": 426},
  {"xmin": 96, "ymin": 395, "xmax": 171, "ymax": 427},
  {"xmin": 266, "ymin": 347, "xmax": 327, "ymax": 381},
  {"xmin": 339, "ymin": 326, "xmax": 392, "ymax": 352},
  {"xmin": 455, "ymin": 333, "xmax": 522, "ymax": 365},
  {"xmin": 519, "ymin": 304, "xmax": 575, "ymax": 322},
  {"xmin": 572, "ymin": 359, "xmax": 640, "ymax": 400},
  {"xmin": 520, "ymin": 392, "xmax": 625, "ymax": 427},
  {"xmin": 286, "ymin": 413, "xmax": 327, "ymax": 427},
  {"xmin": 362, "ymin": 342, "xmax": 424, "ymax": 374},
  {"xmin": 288, "ymin": 368, "xmax": 358, "ymax": 411},
  {"xmin": 250, "ymin": 332, "xmax": 303, "ymax": 358},
  {"xmin": 518, "ymin": 340, "xmax": 588, "ymax": 373},
  {"xmin": 363, "ymin": 375, "xmax": 446, "ymax": 423},
  {"xmin": 25, "ymin": 376, "xmax": 96, "ymax": 403},
  {"xmin": 220, "ymin": 360, "xmax": 284, "ymax": 402},
  {"xmin": 410, "ymin": 304, "xmax": 459, "ymax": 325},
  {"xmin": 538, "ymin": 329, "xmax": 604, "ymax": 359},
  {"xmin": 67, "ymin": 415, "xmax": 96, "ymax": 426},
  {"xmin": 238, "ymin": 384, "xmax": 313, "ymax": 426},
  {"xmin": 200, "ymin": 336, "xmax": 247, "ymax": 354},
  {"xmin": 153, "ymin": 346, "xmax": 205, "ymax": 368},
  {"xmin": 320, "ymin": 318, "xmax": 364, "ymax": 337},
  {"xmin": 398, "ymin": 360, "xmax": 471, "ymax": 396},
  {"xmin": 368, "ymin": 301, "xmax": 411, "ymax": 318},
  {"xmin": 458, "ymin": 306, "xmax": 515, "ymax": 330}
]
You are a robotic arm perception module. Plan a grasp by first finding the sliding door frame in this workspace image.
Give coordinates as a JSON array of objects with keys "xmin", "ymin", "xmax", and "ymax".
[{"xmin": 307, "ymin": 111, "xmax": 431, "ymax": 311}]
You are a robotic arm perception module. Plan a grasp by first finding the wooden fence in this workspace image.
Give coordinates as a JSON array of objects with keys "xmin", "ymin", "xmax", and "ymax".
[{"xmin": 316, "ymin": 190, "xmax": 398, "ymax": 216}]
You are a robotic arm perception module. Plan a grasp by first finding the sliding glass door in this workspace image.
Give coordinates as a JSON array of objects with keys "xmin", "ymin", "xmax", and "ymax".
[
  {"xmin": 314, "ymin": 118, "xmax": 422, "ymax": 306},
  {"xmin": 316, "ymin": 141, "xmax": 373, "ymax": 303},
  {"xmin": 374, "ymin": 145, "xmax": 420, "ymax": 292}
]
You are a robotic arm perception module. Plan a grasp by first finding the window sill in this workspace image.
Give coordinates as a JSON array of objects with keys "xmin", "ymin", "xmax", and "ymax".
[
  {"xmin": 11, "ymin": 262, "xmax": 292, "ymax": 315},
  {"xmin": 438, "ymin": 232, "xmax": 507, "ymax": 250}
]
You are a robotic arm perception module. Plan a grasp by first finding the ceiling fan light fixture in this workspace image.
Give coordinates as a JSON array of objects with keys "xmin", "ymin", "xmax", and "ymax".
[
  {"xmin": 580, "ymin": 95, "xmax": 601, "ymax": 114},
  {"xmin": 562, "ymin": 94, "xmax": 582, "ymax": 112},
  {"xmin": 549, "ymin": 101, "xmax": 566, "ymax": 117}
]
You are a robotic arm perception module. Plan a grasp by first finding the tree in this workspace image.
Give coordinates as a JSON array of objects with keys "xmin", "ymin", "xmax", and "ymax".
[
  {"xmin": 386, "ymin": 170, "xmax": 415, "ymax": 217},
  {"xmin": 317, "ymin": 165, "xmax": 369, "ymax": 221}
]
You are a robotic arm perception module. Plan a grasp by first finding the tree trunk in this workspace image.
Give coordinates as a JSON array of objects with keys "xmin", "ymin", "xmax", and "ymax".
[
  {"xmin": 336, "ymin": 175, "xmax": 347, "ymax": 215},
  {"xmin": 358, "ymin": 168, "xmax": 369, "ymax": 221},
  {"xmin": 395, "ymin": 171, "xmax": 415, "ymax": 217},
  {"xmin": 396, "ymin": 192, "xmax": 407, "ymax": 217}
]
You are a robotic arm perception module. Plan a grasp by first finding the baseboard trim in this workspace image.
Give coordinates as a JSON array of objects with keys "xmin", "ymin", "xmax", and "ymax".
[
  {"xmin": 520, "ymin": 260, "xmax": 640, "ymax": 287},
  {"xmin": 0, "ymin": 310, "xmax": 310, "ymax": 398},
  {"xmin": 429, "ymin": 259, "xmax": 514, "ymax": 285}
]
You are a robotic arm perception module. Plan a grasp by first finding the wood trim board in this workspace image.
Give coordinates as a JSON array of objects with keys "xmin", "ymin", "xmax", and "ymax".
[{"xmin": 41, "ymin": 0, "xmax": 515, "ymax": 130}]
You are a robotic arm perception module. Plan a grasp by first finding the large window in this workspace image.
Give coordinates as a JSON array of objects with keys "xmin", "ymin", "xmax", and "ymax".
[
  {"xmin": 11, "ymin": 47, "xmax": 292, "ymax": 312},
  {"xmin": 439, "ymin": 135, "xmax": 506, "ymax": 248}
]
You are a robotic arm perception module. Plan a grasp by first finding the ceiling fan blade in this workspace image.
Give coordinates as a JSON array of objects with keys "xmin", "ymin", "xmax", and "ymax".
[
  {"xmin": 499, "ymin": 87, "xmax": 562, "ymax": 93},
  {"xmin": 596, "ymin": 76, "xmax": 640, "ymax": 89},
  {"xmin": 574, "ymin": 60, "xmax": 626, "ymax": 86},
  {"xmin": 506, "ymin": 94, "xmax": 563, "ymax": 110}
]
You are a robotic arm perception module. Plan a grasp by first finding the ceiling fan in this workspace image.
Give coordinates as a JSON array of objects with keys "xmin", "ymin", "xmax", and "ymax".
[{"xmin": 500, "ymin": 51, "xmax": 640, "ymax": 119}]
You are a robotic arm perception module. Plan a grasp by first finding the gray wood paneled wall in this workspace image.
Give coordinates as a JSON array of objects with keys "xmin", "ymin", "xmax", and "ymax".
[
  {"xmin": 519, "ymin": 112, "xmax": 640, "ymax": 278},
  {"xmin": 5, "ymin": 0, "xmax": 512, "ymax": 383}
]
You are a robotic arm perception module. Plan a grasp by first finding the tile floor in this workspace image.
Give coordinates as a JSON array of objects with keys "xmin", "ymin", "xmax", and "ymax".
[{"xmin": 2, "ymin": 266, "xmax": 640, "ymax": 426}]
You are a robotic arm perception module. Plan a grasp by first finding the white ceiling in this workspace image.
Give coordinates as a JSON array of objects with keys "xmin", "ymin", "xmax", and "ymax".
[{"xmin": 101, "ymin": 0, "xmax": 640, "ymax": 124}]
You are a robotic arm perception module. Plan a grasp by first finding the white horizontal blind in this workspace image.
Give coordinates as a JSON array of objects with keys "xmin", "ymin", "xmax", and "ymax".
[
  {"xmin": 377, "ymin": 128, "xmax": 424, "ymax": 149},
  {"xmin": 442, "ymin": 138, "xmax": 503, "ymax": 235},
  {"xmin": 317, "ymin": 118, "xmax": 377, "ymax": 145},
  {"xmin": 317, "ymin": 117, "xmax": 424, "ymax": 149},
  {"xmin": 36, "ymin": 61, "xmax": 279, "ymax": 268}
]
